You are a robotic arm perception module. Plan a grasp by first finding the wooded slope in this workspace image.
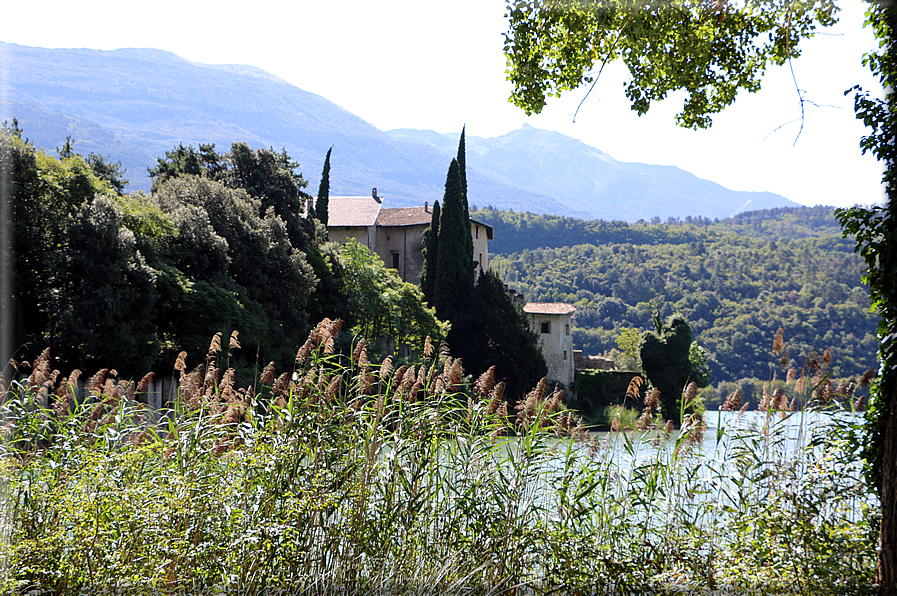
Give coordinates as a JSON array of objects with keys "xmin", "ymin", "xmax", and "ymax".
[{"xmin": 477, "ymin": 206, "xmax": 879, "ymax": 383}]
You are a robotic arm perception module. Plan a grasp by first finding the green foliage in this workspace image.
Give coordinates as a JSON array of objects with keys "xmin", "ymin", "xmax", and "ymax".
[
  {"xmin": 147, "ymin": 142, "xmax": 225, "ymax": 190},
  {"xmin": 2, "ymin": 127, "xmax": 119, "ymax": 357},
  {"xmin": 639, "ymin": 314, "xmax": 696, "ymax": 422},
  {"xmin": 434, "ymin": 158, "xmax": 475, "ymax": 322},
  {"xmin": 570, "ymin": 369, "xmax": 643, "ymax": 419},
  {"xmin": 85, "ymin": 152, "xmax": 129, "ymax": 194},
  {"xmin": 452, "ymin": 270, "xmax": 547, "ymax": 401},
  {"xmin": 340, "ymin": 238, "xmax": 448, "ymax": 359},
  {"xmin": 314, "ymin": 146, "xmax": 332, "ymax": 227},
  {"xmin": 50, "ymin": 197, "xmax": 159, "ymax": 375},
  {"xmin": 484, "ymin": 207, "xmax": 879, "ymax": 383},
  {"xmin": 503, "ymin": 0, "xmax": 838, "ymax": 128},
  {"xmin": 227, "ymin": 142, "xmax": 310, "ymax": 248},
  {"xmin": 473, "ymin": 204, "xmax": 848, "ymax": 254},
  {"xmin": 689, "ymin": 341, "xmax": 712, "ymax": 387},
  {"xmin": 154, "ymin": 174, "xmax": 316, "ymax": 368},
  {"xmin": 419, "ymin": 200, "xmax": 440, "ymax": 306},
  {"xmin": 615, "ymin": 327, "xmax": 642, "ymax": 372}
]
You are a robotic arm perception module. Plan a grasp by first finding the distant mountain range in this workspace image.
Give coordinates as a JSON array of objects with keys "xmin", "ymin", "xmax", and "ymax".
[{"xmin": 1, "ymin": 42, "xmax": 799, "ymax": 221}]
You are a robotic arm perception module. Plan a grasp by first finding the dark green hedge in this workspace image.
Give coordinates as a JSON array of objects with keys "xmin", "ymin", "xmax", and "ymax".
[{"xmin": 568, "ymin": 370, "xmax": 644, "ymax": 419}]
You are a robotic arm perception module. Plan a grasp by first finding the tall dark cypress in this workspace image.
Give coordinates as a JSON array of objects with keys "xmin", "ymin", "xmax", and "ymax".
[
  {"xmin": 456, "ymin": 127, "xmax": 475, "ymax": 272},
  {"xmin": 434, "ymin": 159, "xmax": 474, "ymax": 321},
  {"xmin": 315, "ymin": 147, "xmax": 332, "ymax": 227},
  {"xmin": 419, "ymin": 200, "xmax": 440, "ymax": 306}
]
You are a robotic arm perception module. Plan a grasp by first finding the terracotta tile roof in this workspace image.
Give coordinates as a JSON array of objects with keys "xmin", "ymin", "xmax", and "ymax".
[
  {"xmin": 327, "ymin": 197, "xmax": 383, "ymax": 227},
  {"xmin": 523, "ymin": 302, "xmax": 576, "ymax": 315},
  {"xmin": 376, "ymin": 207, "xmax": 433, "ymax": 227}
]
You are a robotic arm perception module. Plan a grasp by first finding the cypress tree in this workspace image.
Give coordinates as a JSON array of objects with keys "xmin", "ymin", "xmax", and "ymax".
[
  {"xmin": 434, "ymin": 159, "xmax": 474, "ymax": 322},
  {"xmin": 315, "ymin": 147, "xmax": 332, "ymax": 227},
  {"xmin": 455, "ymin": 270, "xmax": 548, "ymax": 401},
  {"xmin": 456, "ymin": 127, "xmax": 475, "ymax": 273},
  {"xmin": 419, "ymin": 200, "xmax": 440, "ymax": 306}
]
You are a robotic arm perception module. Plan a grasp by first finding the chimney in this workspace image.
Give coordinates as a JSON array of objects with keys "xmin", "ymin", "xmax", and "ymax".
[
  {"xmin": 425, "ymin": 201, "xmax": 429, "ymax": 212},
  {"xmin": 372, "ymin": 187, "xmax": 380, "ymax": 203}
]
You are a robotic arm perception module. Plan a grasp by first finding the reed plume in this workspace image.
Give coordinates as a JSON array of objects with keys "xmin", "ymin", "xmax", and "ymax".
[
  {"xmin": 136, "ymin": 371, "xmax": 155, "ymax": 394},
  {"xmin": 353, "ymin": 338, "xmax": 368, "ymax": 365},
  {"xmin": 486, "ymin": 382, "xmax": 506, "ymax": 415},
  {"xmin": 645, "ymin": 388, "xmax": 661, "ymax": 412},
  {"xmin": 208, "ymin": 332, "xmax": 222, "ymax": 356},
  {"xmin": 683, "ymin": 382, "xmax": 698, "ymax": 410},
  {"xmin": 626, "ymin": 376, "xmax": 644, "ymax": 404},
  {"xmin": 474, "ymin": 366, "xmax": 497, "ymax": 398},
  {"xmin": 859, "ymin": 369, "xmax": 875, "ymax": 388},
  {"xmin": 722, "ymin": 388, "xmax": 742, "ymax": 411},
  {"xmin": 448, "ymin": 359, "xmax": 464, "ymax": 392},
  {"xmin": 772, "ymin": 328, "xmax": 784, "ymax": 356}
]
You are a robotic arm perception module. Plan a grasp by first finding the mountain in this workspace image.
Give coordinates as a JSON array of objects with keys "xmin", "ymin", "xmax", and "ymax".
[
  {"xmin": 388, "ymin": 125, "xmax": 799, "ymax": 221},
  {"xmin": 1, "ymin": 42, "xmax": 798, "ymax": 220}
]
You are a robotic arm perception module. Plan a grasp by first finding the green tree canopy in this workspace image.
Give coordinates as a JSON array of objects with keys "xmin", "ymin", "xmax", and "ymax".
[
  {"xmin": 419, "ymin": 200, "xmax": 441, "ymax": 307},
  {"xmin": 454, "ymin": 269, "xmax": 548, "ymax": 401},
  {"xmin": 639, "ymin": 313, "xmax": 698, "ymax": 423},
  {"xmin": 339, "ymin": 238, "xmax": 448, "ymax": 359},
  {"xmin": 504, "ymin": 0, "xmax": 838, "ymax": 128}
]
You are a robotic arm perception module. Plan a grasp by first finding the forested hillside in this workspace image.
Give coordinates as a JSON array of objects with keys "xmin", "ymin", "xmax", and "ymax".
[{"xmin": 475, "ymin": 206, "xmax": 879, "ymax": 383}]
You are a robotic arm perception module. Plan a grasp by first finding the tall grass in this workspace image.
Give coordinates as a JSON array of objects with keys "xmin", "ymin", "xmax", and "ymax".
[{"xmin": 0, "ymin": 320, "xmax": 878, "ymax": 595}]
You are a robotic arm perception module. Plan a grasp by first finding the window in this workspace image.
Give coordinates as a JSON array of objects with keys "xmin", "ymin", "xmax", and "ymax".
[
  {"xmin": 565, "ymin": 324, "xmax": 570, "ymax": 336},
  {"xmin": 540, "ymin": 321, "xmax": 550, "ymax": 334},
  {"xmin": 391, "ymin": 252, "xmax": 400, "ymax": 269},
  {"xmin": 475, "ymin": 226, "xmax": 479, "ymax": 239},
  {"xmin": 479, "ymin": 253, "xmax": 483, "ymax": 268},
  {"xmin": 563, "ymin": 350, "xmax": 568, "ymax": 360}
]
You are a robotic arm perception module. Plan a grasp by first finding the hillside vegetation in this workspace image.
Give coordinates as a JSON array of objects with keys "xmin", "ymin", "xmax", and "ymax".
[{"xmin": 475, "ymin": 206, "xmax": 879, "ymax": 384}]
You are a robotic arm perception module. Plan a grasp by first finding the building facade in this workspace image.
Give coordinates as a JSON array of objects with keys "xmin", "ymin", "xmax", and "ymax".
[
  {"xmin": 523, "ymin": 302, "xmax": 576, "ymax": 387},
  {"xmin": 326, "ymin": 190, "xmax": 493, "ymax": 284}
]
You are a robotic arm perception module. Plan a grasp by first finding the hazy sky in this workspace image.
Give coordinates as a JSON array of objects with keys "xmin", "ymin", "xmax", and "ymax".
[{"xmin": 1, "ymin": 0, "xmax": 885, "ymax": 209}]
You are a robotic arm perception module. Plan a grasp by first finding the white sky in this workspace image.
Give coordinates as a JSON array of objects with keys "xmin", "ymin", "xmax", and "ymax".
[{"xmin": 1, "ymin": 0, "xmax": 885, "ymax": 208}]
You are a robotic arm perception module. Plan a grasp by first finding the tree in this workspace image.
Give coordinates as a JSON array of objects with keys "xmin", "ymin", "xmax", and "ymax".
[
  {"xmin": 434, "ymin": 159, "xmax": 475, "ymax": 322},
  {"xmin": 315, "ymin": 147, "xmax": 332, "ymax": 227},
  {"xmin": 153, "ymin": 175, "xmax": 317, "ymax": 368},
  {"xmin": 639, "ymin": 313, "xmax": 697, "ymax": 423},
  {"xmin": 456, "ymin": 127, "xmax": 475, "ymax": 275},
  {"xmin": 148, "ymin": 143, "xmax": 224, "ymax": 190},
  {"xmin": 340, "ymin": 238, "xmax": 448, "ymax": 358},
  {"xmin": 226, "ymin": 142, "xmax": 311, "ymax": 250},
  {"xmin": 50, "ymin": 197, "xmax": 159, "ymax": 376},
  {"xmin": 86, "ymin": 153, "xmax": 129, "ymax": 194},
  {"xmin": 504, "ymin": 3, "xmax": 897, "ymax": 589},
  {"xmin": 419, "ymin": 200, "xmax": 441, "ymax": 306},
  {"xmin": 504, "ymin": 0, "xmax": 838, "ymax": 128},
  {"xmin": 2, "ymin": 126, "xmax": 114, "ymax": 358},
  {"xmin": 615, "ymin": 327, "xmax": 642, "ymax": 372},
  {"xmin": 835, "ymin": 6, "xmax": 897, "ymax": 590},
  {"xmin": 456, "ymin": 269, "xmax": 548, "ymax": 401}
]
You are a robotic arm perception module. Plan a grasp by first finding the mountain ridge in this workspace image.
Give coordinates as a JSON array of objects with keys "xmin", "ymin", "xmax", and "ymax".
[{"xmin": 1, "ymin": 42, "xmax": 798, "ymax": 221}]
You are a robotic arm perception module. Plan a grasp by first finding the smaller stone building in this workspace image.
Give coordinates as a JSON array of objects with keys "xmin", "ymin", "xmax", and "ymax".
[{"xmin": 524, "ymin": 302, "xmax": 576, "ymax": 387}]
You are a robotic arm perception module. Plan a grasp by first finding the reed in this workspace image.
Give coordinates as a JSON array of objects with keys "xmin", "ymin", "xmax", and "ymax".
[{"xmin": 0, "ymin": 322, "xmax": 878, "ymax": 595}]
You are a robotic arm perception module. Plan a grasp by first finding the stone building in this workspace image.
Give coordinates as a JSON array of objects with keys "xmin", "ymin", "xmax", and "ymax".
[
  {"xmin": 523, "ymin": 302, "xmax": 576, "ymax": 387},
  {"xmin": 326, "ymin": 189, "xmax": 493, "ymax": 283}
]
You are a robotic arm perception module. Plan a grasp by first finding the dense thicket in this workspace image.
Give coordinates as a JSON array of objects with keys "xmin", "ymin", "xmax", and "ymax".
[
  {"xmin": 2, "ymin": 129, "xmax": 397, "ymax": 379},
  {"xmin": 482, "ymin": 207, "xmax": 879, "ymax": 383}
]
